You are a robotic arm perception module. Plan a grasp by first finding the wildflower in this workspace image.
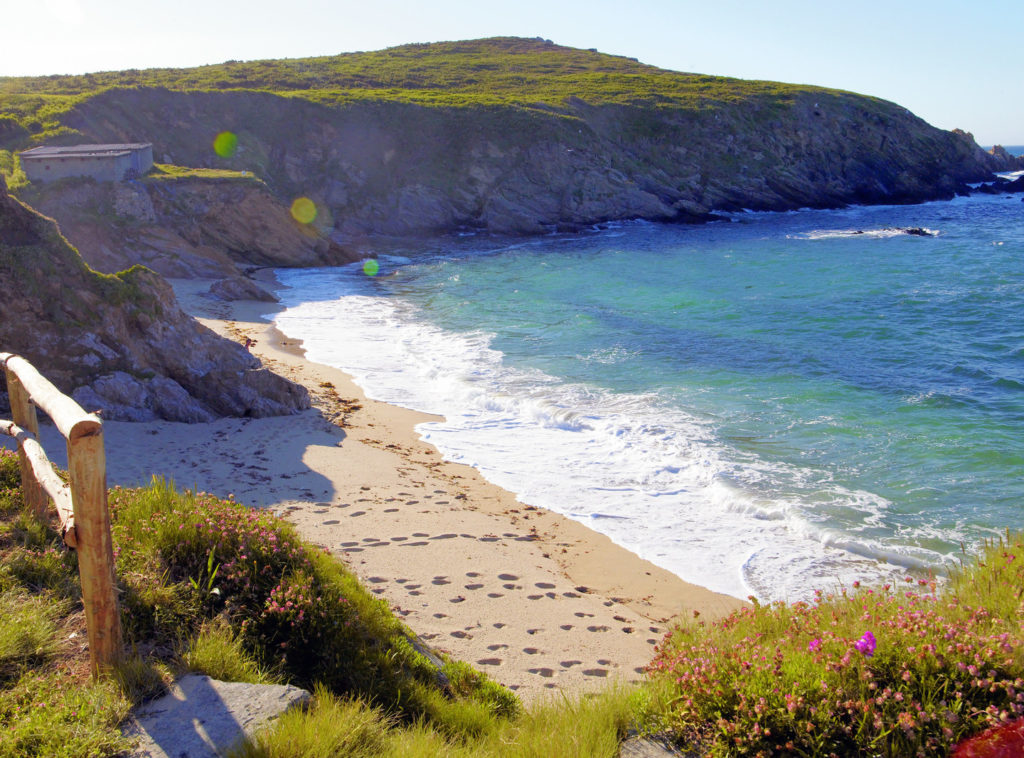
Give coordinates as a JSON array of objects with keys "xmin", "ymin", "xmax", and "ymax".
[
  {"xmin": 855, "ymin": 631, "xmax": 876, "ymax": 657},
  {"xmin": 809, "ymin": 638, "xmax": 822, "ymax": 652}
]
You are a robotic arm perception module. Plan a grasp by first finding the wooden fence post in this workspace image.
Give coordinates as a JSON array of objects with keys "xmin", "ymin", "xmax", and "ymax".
[
  {"xmin": 66, "ymin": 417, "xmax": 122, "ymax": 675},
  {"xmin": 4, "ymin": 368, "xmax": 48, "ymax": 517}
]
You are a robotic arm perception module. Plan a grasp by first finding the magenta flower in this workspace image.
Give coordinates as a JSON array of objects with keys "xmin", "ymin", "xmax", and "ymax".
[
  {"xmin": 808, "ymin": 638, "xmax": 822, "ymax": 652},
  {"xmin": 855, "ymin": 631, "xmax": 877, "ymax": 657}
]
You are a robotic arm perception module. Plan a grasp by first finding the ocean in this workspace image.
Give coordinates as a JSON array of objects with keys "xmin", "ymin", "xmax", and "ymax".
[{"xmin": 273, "ymin": 186, "xmax": 1024, "ymax": 602}]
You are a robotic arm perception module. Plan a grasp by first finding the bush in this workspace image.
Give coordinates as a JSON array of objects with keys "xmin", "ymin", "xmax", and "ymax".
[{"xmin": 645, "ymin": 535, "xmax": 1024, "ymax": 757}]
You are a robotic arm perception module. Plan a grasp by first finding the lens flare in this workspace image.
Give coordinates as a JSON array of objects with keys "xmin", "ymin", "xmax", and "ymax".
[
  {"xmin": 362, "ymin": 259, "xmax": 380, "ymax": 277},
  {"xmin": 213, "ymin": 131, "xmax": 238, "ymax": 158},
  {"xmin": 290, "ymin": 197, "xmax": 317, "ymax": 224}
]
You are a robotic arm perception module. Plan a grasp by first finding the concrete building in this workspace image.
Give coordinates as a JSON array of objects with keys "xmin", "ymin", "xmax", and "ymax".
[{"xmin": 19, "ymin": 143, "xmax": 154, "ymax": 183}]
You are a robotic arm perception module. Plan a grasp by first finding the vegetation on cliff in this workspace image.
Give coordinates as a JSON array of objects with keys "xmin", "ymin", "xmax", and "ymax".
[{"xmin": 0, "ymin": 37, "xmax": 1002, "ymax": 236}]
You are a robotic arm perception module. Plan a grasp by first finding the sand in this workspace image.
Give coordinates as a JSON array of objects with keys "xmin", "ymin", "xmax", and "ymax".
[{"xmin": 35, "ymin": 275, "xmax": 747, "ymax": 701}]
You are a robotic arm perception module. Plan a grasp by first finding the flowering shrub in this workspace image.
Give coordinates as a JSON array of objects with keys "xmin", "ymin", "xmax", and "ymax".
[
  {"xmin": 647, "ymin": 535, "xmax": 1024, "ymax": 757},
  {"xmin": 953, "ymin": 717, "xmax": 1024, "ymax": 757},
  {"xmin": 107, "ymin": 479, "xmax": 465, "ymax": 716}
]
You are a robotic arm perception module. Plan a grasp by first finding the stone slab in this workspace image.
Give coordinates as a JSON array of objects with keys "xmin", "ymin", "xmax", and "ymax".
[{"xmin": 123, "ymin": 674, "xmax": 311, "ymax": 758}]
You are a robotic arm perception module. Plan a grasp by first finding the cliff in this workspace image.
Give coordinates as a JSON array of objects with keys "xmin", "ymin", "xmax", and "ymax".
[
  {"xmin": 16, "ymin": 171, "xmax": 361, "ymax": 279},
  {"xmin": 0, "ymin": 38, "xmax": 1003, "ymax": 237},
  {"xmin": 0, "ymin": 176, "xmax": 309, "ymax": 422}
]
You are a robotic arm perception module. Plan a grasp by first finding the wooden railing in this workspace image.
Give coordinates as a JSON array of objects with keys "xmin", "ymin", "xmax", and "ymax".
[{"xmin": 1, "ymin": 352, "xmax": 122, "ymax": 676}]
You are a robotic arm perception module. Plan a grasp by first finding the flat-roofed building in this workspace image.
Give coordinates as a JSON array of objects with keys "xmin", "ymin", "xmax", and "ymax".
[{"xmin": 18, "ymin": 143, "xmax": 154, "ymax": 183}]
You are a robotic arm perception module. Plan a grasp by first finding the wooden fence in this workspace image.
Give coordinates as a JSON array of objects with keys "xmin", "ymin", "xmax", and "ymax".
[{"xmin": 1, "ymin": 352, "xmax": 122, "ymax": 676}]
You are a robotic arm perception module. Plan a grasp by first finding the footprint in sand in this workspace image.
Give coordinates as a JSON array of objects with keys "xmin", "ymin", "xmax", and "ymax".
[
  {"xmin": 340, "ymin": 541, "xmax": 360, "ymax": 547},
  {"xmin": 466, "ymin": 572, "xmax": 482, "ymax": 578},
  {"xmin": 362, "ymin": 537, "xmax": 381, "ymax": 542},
  {"xmin": 527, "ymin": 628, "xmax": 541, "ymax": 635},
  {"xmin": 502, "ymin": 583, "xmax": 521, "ymax": 590},
  {"xmin": 649, "ymin": 627, "xmax": 662, "ymax": 634},
  {"xmin": 527, "ymin": 594, "xmax": 543, "ymax": 600},
  {"xmin": 384, "ymin": 508, "xmax": 399, "ymax": 513},
  {"xmin": 479, "ymin": 537, "xmax": 500, "ymax": 543},
  {"xmin": 523, "ymin": 647, "xmax": 540, "ymax": 655},
  {"xmin": 409, "ymin": 591, "xmax": 422, "ymax": 596},
  {"xmin": 574, "ymin": 612, "xmax": 594, "ymax": 618},
  {"xmin": 560, "ymin": 624, "xmax": 573, "ymax": 631},
  {"xmin": 487, "ymin": 592, "xmax": 504, "ymax": 598},
  {"xmin": 487, "ymin": 644, "xmax": 508, "ymax": 651},
  {"xmin": 450, "ymin": 631, "xmax": 472, "ymax": 639},
  {"xmin": 634, "ymin": 667, "xmax": 646, "ymax": 674},
  {"xmin": 459, "ymin": 533, "xmax": 474, "ymax": 539},
  {"xmin": 406, "ymin": 500, "xmax": 419, "ymax": 505},
  {"xmin": 349, "ymin": 511, "xmax": 366, "ymax": 517},
  {"xmin": 413, "ymin": 532, "xmax": 429, "ymax": 538},
  {"xmin": 583, "ymin": 669, "xmax": 609, "ymax": 678},
  {"xmin": 647, "ymin": 639, "xmax": 658, "ymax": 645},
  {"xmin": 598, "ymin": 659, "xmax": 612, "ymax": 665},
  {"xmin": 587, "ymin": 625, "xmax": 610, "ymax": 632},
  {"xmin": 433, "ymin": 613, "xmax": 447, "ymax": 619},
  {"xmin": 465, "ymin": 584, "xmax": 484, "ymax": 590},
  {"xmin": 528, "ymin": 668, "xmax": 555, "ymax": 678},
  {"xmin": 622, "ymin": 627, "xmax": 635, "ymax": 634},
  {"xmin": 497, "ymin": 573, "xmax": 519, "ymax": 581},
  {"xmin": 477, "ymin": 658, "xmax": 502, "ymax": 666},
  {"xmin": 535, "ymin": 582, "xmax": 556, "ymax": 589},
  {"xmin": 450, "ymin": 596, "xmax": 466, "ymax": 603},
  {"xmin": 406, "ymin": 584, "xmax": 421, "ymax": 590},
  {"xmin": 322, "ymin": 519, "xmax": 340, "ymax": 525},
  {"xmin": 343, "ymin": 547, "xmax": 363, "ymax": 553},
  {"xmin": 433, "ymin": 489, "xmax": 447, "ymax": 494},
  {"xmin": 429, "ymin": 534, "xmax": 457, "ymax": 540},
  {"xmin": 391, "ymin": 536, "xmax": 408, "ymax": 542},
  {"xmin": 560, "ymin": 660, "xmax": 582, "ymax": 668},
  {"xmin": 493, "ymin": 622, "xmax": 507, "ymax": 629},
  {"xmin": 563, "ymin": 591, "xmax": 582, "ymax": 598},
  {"xmin": 367, "ymin": 577, "xmax": 388, "ymax": 584},
  {"xmin": 432, "ymin": 577, "xmax": 451, "ymax": 585},
  {"xmin": 403, "ymin": 541, "xmax": 429, "ymax": 547}
]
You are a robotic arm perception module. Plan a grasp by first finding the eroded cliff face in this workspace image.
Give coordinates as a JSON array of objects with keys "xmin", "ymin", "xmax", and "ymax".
[
  {"xmin": 58, "ymin": 87, "xmax": 1000, "ymax": 237},
  {"xmin": 0, "ymin": 177, "xmax": 309, "ymax": 422},
  {"xmin": 17, "ymin": 175, "xmax": 360, "ymax": 279}
]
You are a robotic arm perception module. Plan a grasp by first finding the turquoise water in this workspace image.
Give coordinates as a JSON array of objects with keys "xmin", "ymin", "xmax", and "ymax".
[{"xmin": 275, "ymin": 191, "xmax": 1024, "ymax": 600}]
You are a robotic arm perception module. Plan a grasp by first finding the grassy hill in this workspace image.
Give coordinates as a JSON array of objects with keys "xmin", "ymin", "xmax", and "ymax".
[{"xmin": 0, "ymin": 37, "xmax": 998, "ymax": 237}]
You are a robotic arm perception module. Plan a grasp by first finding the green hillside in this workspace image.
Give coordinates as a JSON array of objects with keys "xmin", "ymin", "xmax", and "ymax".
[{"xmin": 0, "ymin": 37, "xmax": 847, "ymax": 143}]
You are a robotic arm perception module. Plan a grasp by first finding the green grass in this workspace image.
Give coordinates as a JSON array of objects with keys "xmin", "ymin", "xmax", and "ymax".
[
  {"xmin": 144, "ymin": 162, "xmax": 264, "ymax": 183},
  {"xmin": 0, "ymin": 36, "xmax": 863, "ymax": 150}
]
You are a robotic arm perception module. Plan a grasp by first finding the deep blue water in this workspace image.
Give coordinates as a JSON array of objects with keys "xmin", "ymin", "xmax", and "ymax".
[{"xmin": 274, "ymin": 191, "xmax": 1024, "ymax": 600}]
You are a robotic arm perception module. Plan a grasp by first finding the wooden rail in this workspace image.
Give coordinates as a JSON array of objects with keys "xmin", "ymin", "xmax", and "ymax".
[{"xmin": 1, "ymin": 351, "xmax": 122, "ymax": 675}]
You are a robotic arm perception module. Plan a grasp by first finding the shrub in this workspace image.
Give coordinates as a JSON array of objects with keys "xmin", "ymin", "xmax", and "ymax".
[{"xmin": 646, "ymin": 534, "xmax": 1024, "ymax": 757}]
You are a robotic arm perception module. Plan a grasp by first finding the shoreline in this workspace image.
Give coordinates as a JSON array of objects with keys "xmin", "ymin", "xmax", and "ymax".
[{"xmin": 109, "ymin": 276, "xmax": 745, "ymax": 699}]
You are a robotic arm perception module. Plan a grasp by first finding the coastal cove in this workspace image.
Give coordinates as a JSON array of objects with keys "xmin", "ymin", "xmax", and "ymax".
[{"xmin": 272, "ymin": 191, "xmax": 1024, "ymax": 604}]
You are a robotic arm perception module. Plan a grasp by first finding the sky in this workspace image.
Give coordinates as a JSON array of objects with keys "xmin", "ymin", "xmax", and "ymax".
[{"xmin": 2, "ymin": 0, "xmax": 1021, "ymax": 145}]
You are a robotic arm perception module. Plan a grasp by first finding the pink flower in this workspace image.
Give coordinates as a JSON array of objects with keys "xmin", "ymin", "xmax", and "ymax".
[
  {"xmin": 855, "ymin": 631, "xmax": 877, "ymax": 657},
  {"xmin": 809, "ymin": 638, "xmax": 822, "ymax": 652}
]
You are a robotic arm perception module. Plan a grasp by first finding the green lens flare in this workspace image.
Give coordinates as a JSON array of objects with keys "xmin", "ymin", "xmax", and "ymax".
[
  {"xmin": 213, "ymin": 131, "xmax": 238, "ymax": 158},
  {"xmin": 363, "ymin": 259, "xmax": 380, "ymax": 276},
  {"xmin": 290, "ymin": 197, "xmax": 317, "ymax": 224}
]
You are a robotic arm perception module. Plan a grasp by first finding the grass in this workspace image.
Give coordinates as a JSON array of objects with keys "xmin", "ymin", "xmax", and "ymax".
[
  {"xmin": 0, "ymin": 447, "xmax": 635, "ymax": 756},
  {"xmin": 0, "ymin": 36, "xmax": 868, "ymax": 152},
  {"xmin": 144, "ymin": 162, "xmax": 264, "ymax": 183}
]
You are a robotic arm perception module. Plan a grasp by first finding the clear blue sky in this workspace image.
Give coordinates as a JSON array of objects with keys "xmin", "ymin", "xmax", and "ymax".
[{"xmin": 2, "ymin": 0, "xmax": 1021, "ymax": 145}]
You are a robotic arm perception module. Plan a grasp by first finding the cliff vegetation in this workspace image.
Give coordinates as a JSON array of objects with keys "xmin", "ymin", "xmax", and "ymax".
[{"xmin": 0, "ymin": 37, "xmax": 1008, "ymax": 236}]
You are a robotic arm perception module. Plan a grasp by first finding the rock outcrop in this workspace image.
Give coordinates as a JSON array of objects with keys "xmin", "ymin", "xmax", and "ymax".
[
  {"xmin": 0, "ymin": 176, "xmax": 309, "ymax": 422},
  {"xmin": 17, "ymin": 175, "xmax": 361, "ymax": 278},
  {"xmin": 55, "ymin": 79, "xmax": 997, "ymax": 237}
]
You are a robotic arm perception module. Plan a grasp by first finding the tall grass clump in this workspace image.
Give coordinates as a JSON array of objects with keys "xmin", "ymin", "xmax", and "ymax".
[
  {"xmin": 109, "ymin": 477, "xmax": 517, "ymax": 735},
  {"xmin": 645, "ymin": 534, "xmax": 1024, "ymax": 757}
]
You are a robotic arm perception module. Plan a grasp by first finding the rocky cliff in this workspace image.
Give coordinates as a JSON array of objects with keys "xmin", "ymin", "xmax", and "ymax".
[
  {"xmin": 0, "ymin": 176, "xmax": 309, "ymax": 422},
  {"xmin": 17, "ymin": 173, "xmax": 361, "ymax": 279},
  {"xmin": 53, "ymin": 82, "xmax": 996, "ymax": 238}
]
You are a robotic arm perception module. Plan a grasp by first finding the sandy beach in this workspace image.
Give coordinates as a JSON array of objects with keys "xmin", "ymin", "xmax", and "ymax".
[{"xmin": 37, "ymin": 276, "xmax": 746, "ymax": 701}]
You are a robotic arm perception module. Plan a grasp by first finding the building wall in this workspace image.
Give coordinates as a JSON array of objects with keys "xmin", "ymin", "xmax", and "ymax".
[{"xmin": 22, "ymin": 147, "xmax": 153, "ymax": 183}]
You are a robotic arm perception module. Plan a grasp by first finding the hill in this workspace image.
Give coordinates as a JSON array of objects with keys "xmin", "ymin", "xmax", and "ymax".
[{"xmin": 0, "ymin": 37, "xmax": 1004, "ymax": 236}]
